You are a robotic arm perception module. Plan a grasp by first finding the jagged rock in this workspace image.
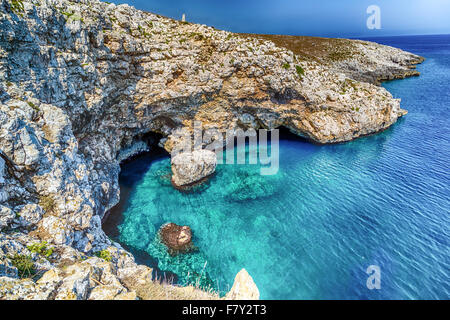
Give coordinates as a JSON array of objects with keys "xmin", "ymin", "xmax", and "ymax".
[
  {"xmin": 16, "ymin": 204, "xmax": 44, "ymax": 227},
  {"xmin": 0, "ymin": 205, "xmax": 15, "ymax": 230},
  {"xmin": 159, "ymin": 223, "xmax": 193, "ymax": 254},
  {"xmin": 171, "ymin": 150, "xmax": 217, "ymax": 187},
  {"xmin": 226, "ymin": 268, "xmax": 260, "ymax": 300},
  {"xmin": 0, "ymin": 276, "xmax": 57, "ymax": 300},
  {"xmin": 36, "ymin": 215, "xmax": 75, "ymax": 246},
  {"xmin": 0, "ymin": 232, "xmax": 247, "ymax": 300},
  {"xmin": 113, "ymin": 291, "xmax": 137, "ymax": 300},
  {"xmin": 116, "ymin": 141, "xmax": 150, "ymax": 163},
  {"xmin": 0, "ymin": 257, "xmax": 17, "ymax": 278},
  {"xmin": 117, "ymin": 264, "xmax": 154, "ymax": 290},
  {"xmin": 39, "ymin": 258, "xmax": 128, "ymax": 300}
]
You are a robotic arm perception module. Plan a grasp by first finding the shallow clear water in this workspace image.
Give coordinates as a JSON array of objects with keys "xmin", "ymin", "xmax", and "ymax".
[{"xmin": 106, "ymin": 35, "xmax": 450, "ymax": 299}]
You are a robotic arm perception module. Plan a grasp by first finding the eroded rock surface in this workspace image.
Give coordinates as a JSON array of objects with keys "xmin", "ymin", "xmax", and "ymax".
[
  {"xmin": 0, "ymin": 0, "xmax": 423, "ymax": 299},
  {"xmin": 246, "ymin": 34, "xmax": 425, "ymax": 85},
  {"xmin": 159, "ymin": 223, "xmax": 194, "ymax": 254},
  {"xmin": 171, "ymin": 150, "xmax": 217, "ymax": 187},
  {"xmin": 226, "ymin": 268, "xmax": 260, "ymax": 300}
]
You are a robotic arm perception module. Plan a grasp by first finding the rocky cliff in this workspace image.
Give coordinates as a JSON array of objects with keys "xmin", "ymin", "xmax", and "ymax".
[
  {"xmin": 243, "ymin": 34, "xmax": 425, "ymax": 85},
  {"xmin": 0, "ymin": 0, "xmax": 423, "ymax": 299}
]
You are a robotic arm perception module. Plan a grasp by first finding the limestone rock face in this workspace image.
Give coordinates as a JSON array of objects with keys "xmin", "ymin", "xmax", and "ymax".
[
  {"xmin": 248, "ymin": 34, "xmax": 425, "ymax": 86},
  {"xmin": 171, "ymin": 150, "xmax": 217, "ymax": 187},
  {"xmin": 0, "ymin": 206, "xmax": 15, "ymax": 230},
  {"xmin": 159, "ymin": 223, "xmax": 193, "ymax": 254},
  {"xmin": 226, "ymin": 268, "xmax": 260, "ymax": 300}
]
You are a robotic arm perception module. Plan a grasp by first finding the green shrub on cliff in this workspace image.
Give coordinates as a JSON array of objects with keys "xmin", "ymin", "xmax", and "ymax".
[
  {"xmin": 27, "ymin": 241, "xmax": 53, "ymax": 258},
  {"xmin": 10, "ymin": 0, "xmax": 24, "ymax": 17},
  {"xmin": 60, "ymin": 11, "xmax": 74, "ymax": 19},
  {"xmin": 9, "ymin": 254, "xmax": 35, "ymax": 278},
  {"xmin": 137, "ymin": 25, "xmax": 151, "ymax": 38},
  {"xmin": 27, "ymin": 101, "xmax": 39, "ymax": 112},
  {"xmin": 295, "ymin": 65, "xmax": 305, "ymax": 78},
  {"xmin": 39, "ymin": 195, "xmax": 56, "ymax": 214},
  {"xmin": 95, "ymin": 249, "xmax": 112, "ymax": 262}
]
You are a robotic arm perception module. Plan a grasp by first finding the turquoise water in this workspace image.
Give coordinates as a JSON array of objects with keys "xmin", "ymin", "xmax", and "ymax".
[{"xmin": 106, "ymin": 35, "xmax": 450, "ymax": 299}]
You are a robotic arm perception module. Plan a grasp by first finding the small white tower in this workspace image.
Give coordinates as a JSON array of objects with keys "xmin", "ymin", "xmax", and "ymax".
[{"xmin": 182, "ymin": 13, "xmax": 186, "ymax": 22}]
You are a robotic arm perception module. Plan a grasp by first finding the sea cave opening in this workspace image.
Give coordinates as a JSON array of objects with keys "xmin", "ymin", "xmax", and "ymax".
[
  {"xmin": 101, "ymin": 131, "xmax": 178, "ymax": 283},
  {"xmin": 101, "ymin": 126, "xmax": 314, "ymax": 293}
]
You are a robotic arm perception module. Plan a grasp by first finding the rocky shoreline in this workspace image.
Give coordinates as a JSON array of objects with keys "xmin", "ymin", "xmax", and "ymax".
[
  {"xmin": 243, "ymin": 34, "xmax": 425, "ymax": 85},
  {"xmin": 0, "ymin": 0, "xmax": 423, "ymax": 299}
]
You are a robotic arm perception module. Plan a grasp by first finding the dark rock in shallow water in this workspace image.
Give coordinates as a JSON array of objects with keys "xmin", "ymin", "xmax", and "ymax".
[
  {"xmin": 159, "ymin": 223, "xmax": 194, "ymax": 255},
  {"xmin": 146, "ymin": 233, "xmax": 216, "ymax": 291}
]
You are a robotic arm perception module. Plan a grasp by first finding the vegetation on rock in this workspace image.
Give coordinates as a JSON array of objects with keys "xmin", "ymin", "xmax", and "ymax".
[
  {"xmin": 9, "ymin": 254, "xmax": 35, "ymax": 278},
  {"xmin": 10, "ymin": 0, "xmax": 24, "ymax": 17},
  {"xmin": 94, "ymin": 249, "xmax": 112, "ymax": 262},
  {"xmin": 27, "ymin": 241, "xmax": 53, "ymax": 258},
  {"xmin": 39, "ymin": 196, "xmax": 56, "ymax": 214}
]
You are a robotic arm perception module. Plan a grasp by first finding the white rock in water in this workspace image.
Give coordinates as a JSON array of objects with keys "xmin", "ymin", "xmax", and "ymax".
[
  {"xmin": 226, "ymin": 268, "xmax": 260, "ymax": 300},
  {"xmin": 171, "ymin": 150, "xmax": 217, "ymax": 187}
]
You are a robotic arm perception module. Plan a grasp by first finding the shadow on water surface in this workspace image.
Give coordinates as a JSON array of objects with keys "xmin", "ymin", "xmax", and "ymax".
[{"xmin": 102, "ymin": 144, "xmax": 179, "ymax": 282}]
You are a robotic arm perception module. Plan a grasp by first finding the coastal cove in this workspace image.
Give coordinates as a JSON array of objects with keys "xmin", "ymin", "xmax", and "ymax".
[{"xmin": 103, "ymin": 35, "xmax": 450, "ymax": 299}]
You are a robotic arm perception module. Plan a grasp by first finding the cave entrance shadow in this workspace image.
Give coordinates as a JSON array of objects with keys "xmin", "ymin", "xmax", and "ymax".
[{"xmin": 102, "ymin": 131, "xmax": 177, "ymax": 283}]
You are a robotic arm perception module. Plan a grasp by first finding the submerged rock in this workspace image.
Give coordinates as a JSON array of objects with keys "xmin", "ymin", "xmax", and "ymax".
[
  {"xmin": 171, "ymin": 150, "xmax": 217, "ymax": 187},
  {"xmin": 159, "ymin": 223, "xmax": 194, "ymax": 254},
  {"xmin": 147, "ymin": 231, "xmax": 216, "ymax": 291},
  {"xmin": 226, "ymin": 169, "xmax": 279, "ymax": 202}
]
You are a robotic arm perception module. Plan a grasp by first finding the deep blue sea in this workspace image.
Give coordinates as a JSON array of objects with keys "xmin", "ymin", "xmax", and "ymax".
[{"xmin": 105, "ymin": 34, "xmax": 450, "ymax": 299}]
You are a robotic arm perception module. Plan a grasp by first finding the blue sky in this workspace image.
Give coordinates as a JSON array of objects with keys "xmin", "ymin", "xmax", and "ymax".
[{"xmin": 111, "ymin": 0, "xmax": 450, "ymax": 37}]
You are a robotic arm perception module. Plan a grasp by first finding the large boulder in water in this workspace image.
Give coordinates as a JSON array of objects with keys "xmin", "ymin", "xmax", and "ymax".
[
  {"xmin": 159, "ymin": 223, "xmax": 194, "ymax": 254},
  {"xmin": 171, "ymin": 149, "xmax": 217, "ymax": 187}
]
